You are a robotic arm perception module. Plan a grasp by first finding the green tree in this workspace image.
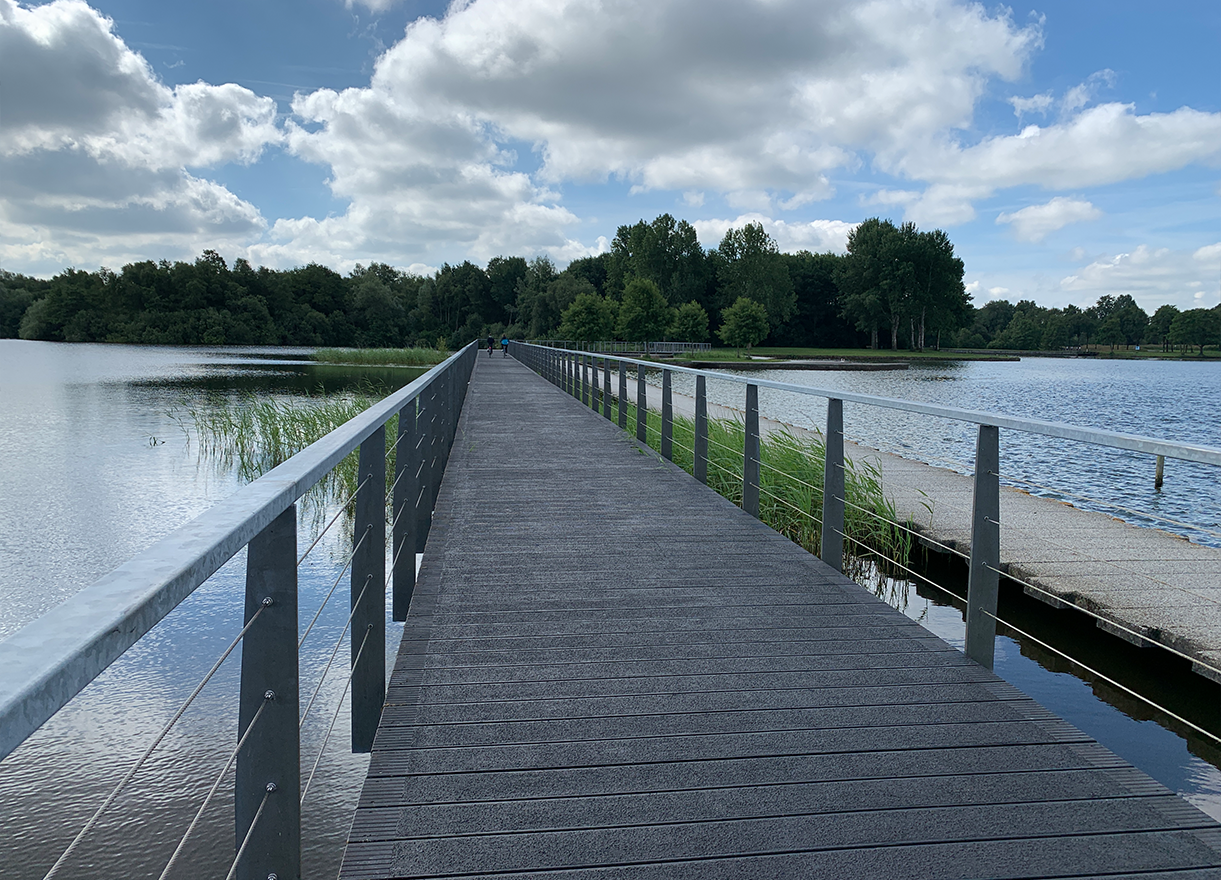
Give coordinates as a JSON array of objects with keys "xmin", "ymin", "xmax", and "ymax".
[
  {"xmin": 617, "ymin": 278, "xmax": 674, "ymax": 341},
  {"xmin": 715, "ymin": 223, "xmax": 794, "ymax": 334},
  {"xmin": 670, "ymin": 300, "xmax": 709, "ymax": 343},
  {"xmin": 1170, "ymin": 308, "xmax": 1221, "ymax": 355},
  {"xmin": 608, "ymin": 214, "xmax": 710, "ymax": 307},
  {"xmin": 557, "ymin": 292, "xmax": 617, "ymax": 342},
  {"xmin": 718, "ymin": 297, "xmax": 770, "ymax": 356},
  {"xmin": 1149, "ymin": 304, "xmax": 1180, "ymax": 351}
]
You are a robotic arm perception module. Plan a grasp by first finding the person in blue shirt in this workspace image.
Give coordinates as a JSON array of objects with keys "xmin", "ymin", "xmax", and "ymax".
[{"xmin": 501, "ymin": 336, "xmax": 509, "ymax": 357}]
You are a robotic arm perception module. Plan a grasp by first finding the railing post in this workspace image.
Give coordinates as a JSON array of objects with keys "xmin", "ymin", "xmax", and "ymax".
[
  {"xmin": 393, "ymin": 399, "xmax": 417, "ymax": 622},
  {"xmin": 743, "ymin": 384, "xmax": 760, "ymax": 517},
  {"xmin": 694, "ymin": 374, "xmax": 708, "ymax": 484},
  {"xmin": 236, "ymin": 504, "xmax": 299, "ymax": 880},
  {"xmin": 602, "ymin": 358, "xmax": 612, "ymax": 420},
  {"xmin": 592, "ymin": 356, "xmax": 601, "ymax": 411},
  {"xmin": 965, "ymin": 424, "xmax": 1001, "ymax": 670},
  {"xmin": 821, "ymin": 398, "xmax": 845, "ymax": 573},
  {"xmin": 352, "ymin": 426, "xmax": 386, "ymax": 752},
  {"xmin": 567, "ymin": 353, "xmax": 575, "ymax": 396},
  {"xmin": 661, "ymin": 369, "xmax": 673, "ymax": 460},
  {"xmin": 636, "ymin": 364, "xmax": 648, "ymax": 443},
  {"xmin": 618, "ymin": 361, "xmax": 628, "ymax": 429}
]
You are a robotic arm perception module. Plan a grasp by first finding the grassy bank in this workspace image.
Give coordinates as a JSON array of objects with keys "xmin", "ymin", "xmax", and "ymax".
[
  {"xmin": 663, "ymin": 346, "xmax": 1015, "ymax": 362},
  {"xmin": 313, "ymin": 347, "xmax": 448, "ymax": 367}
]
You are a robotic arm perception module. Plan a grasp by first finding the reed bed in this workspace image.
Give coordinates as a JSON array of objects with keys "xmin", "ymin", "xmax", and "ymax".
[
  {"xmin": 611, "ymin": 396, "xmax": 914, "ymax": 601},
  {"xmin": 312, "ymin": 347, "xmax": 448, "ymax": 367}
]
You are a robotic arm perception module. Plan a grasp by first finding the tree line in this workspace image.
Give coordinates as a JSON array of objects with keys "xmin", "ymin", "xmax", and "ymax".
[{"xmin": 1, "ymin": 213, "xmax": 1216, "ymax": 354}]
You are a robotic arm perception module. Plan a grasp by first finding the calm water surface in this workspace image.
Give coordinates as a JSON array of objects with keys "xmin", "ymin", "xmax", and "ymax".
[
  {"xmin": 0, "ymin": 340, "xmax": 424, "ymax": 879},
  {"xmin": 2, "ymin": 343, "xmax": 1220, "ymax": 878}
]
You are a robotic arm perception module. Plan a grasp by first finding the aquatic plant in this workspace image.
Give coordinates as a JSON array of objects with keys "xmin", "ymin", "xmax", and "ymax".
[{"xmin": 312, "ymin": 347, "xmax": 448, "ymax": 367}]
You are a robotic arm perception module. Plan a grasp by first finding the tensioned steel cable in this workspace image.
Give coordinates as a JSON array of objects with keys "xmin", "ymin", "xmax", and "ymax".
[
  {"xmin": 836, "ymin": 494, "xmax": 969, "ymax": 562},
  {"xmin": 156, "ymin": 698, "xmax": 269, "ymax": 880},
  {"xmin": 224, "ymin": 784, "xmax": 273, "ymax": 880},
  {"xmin": 999, "ymin": 472, "xmax": 1221, "ymax": 542},
  {"xmin": 296, "ymin": 474, "xmax": 370, "ymax": 567},
  {"xmin": 41, "ymin": 601, "xmax": 271, "ymax": 880},
  {"xmin": 754, "ymin": 483, "xmax": 825, "ymax": 528},
  {"xmin": 298, "ymin": 525, "xmax": 372, "ymax": 651},
  {"xmin": 301, "ymin": 624, "xmax": 375, "ymax": 806},
  {"xmin": 832, "ymin": 526, "xmax": 1221, "ymax": 747},
  {"xmin": 300, "ymin": 574, "xmax": 373, "ymax": 730}
]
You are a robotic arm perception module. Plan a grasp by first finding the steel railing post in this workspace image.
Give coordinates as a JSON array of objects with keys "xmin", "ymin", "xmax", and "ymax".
[
  {"xmin": 602, "ymin": 359, "xmax": 612, "ymax": 420},
  {"xmin": 591, "ymin": 356, "xmax": 601, "ymax": 411},
  {"xmin": 582, "ymin": 355, "xmax": 591, "ymax": 406},
  {"xmin": 414, "ymin": 387, "xmax": 433, "ymax": 552},
  {"xmin": 661, "ymin": 369, "xmax": 673, "ymax": 460},
  {"xmin": 965, "ymin": 424, "xmax": 1001, "ymax": 669},
  {"xmin": 618, "ymin": 362, "xmax": 628, "ymax": 429},
  {"xmin": 236, "ymin": 504, "xmax": 299, "ymax": 880},
  {"xmin": 351, "ymin": 426, "xmax": 386, "ymax": 752},
  {"xmin": 744, "ymin": 384, "xmax": 760, "ymax": 517},
  {"xmin": 694, "ymin": 375, "xmax": 708, "ymax": 484},
  {"xmin": 821, "ymin": 398, "xmax": 845, "ymax": 572},
  {"xmin": 636, "ymin": 364, "xmax": 648, "ymax": 442},
  {"xmin": 393, "ymin": 399, "xmax": 417, "ymax": 622}
]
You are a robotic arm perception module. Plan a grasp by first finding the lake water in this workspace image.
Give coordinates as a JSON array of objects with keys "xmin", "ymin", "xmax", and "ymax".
[
  {"xmin": 0, "ymin": 340, "xmax": 424, "ymax": 880},
  {"xmin": 2, "ymin": 342, "xmax": 1220, "ymax": 878},
  {"xmin": 668, "ymin": 357, "xmax": 1221, "ymax": 547}
]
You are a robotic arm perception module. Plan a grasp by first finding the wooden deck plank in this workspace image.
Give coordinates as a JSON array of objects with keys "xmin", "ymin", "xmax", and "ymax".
[{"xmin": 340, "ymin": 356, "xmax": 1221, "ymax": 879}]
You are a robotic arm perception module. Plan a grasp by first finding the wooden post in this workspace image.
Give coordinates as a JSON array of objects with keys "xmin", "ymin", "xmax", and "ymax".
[{"xmin": 1155, "ymin": 454, "xmax": 1165, "ymax": 490}]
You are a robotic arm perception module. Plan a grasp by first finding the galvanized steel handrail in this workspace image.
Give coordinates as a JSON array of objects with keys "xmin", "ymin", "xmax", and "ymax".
[
  {"xmin": 0, "ymin": 341, "xmax": 476, "ymax": 762},
  {"xmin": 524, "ymin": 343, "xmax": 1221, "ymax": 467}
]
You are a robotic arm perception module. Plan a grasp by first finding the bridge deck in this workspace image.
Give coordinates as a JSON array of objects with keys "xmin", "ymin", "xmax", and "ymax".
[{"xmin": 341, "ymin": 356, "xmax": 1221, "ymax": 879}]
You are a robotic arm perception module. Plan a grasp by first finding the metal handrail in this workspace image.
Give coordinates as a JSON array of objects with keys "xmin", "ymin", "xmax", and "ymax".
[
  {"xmin": 0, "ymin": 342, "xmax": 476, "ymax": 762},
  {"xmin": 525, "ymin": 344, "xmax": 1221, "ymax": 466}
]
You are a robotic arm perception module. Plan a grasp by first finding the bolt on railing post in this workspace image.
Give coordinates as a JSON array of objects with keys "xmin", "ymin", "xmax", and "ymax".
[
  {"xmin": 743, "ymin": 384, "xmax": 760, "ymax": 517},
  {"xmin": 393, "ymin": 399, "xmax": 417, "ymax": 622},
  {"xmin": 636, "ymin": 364, "xmax": 648, "ymax": 442},
  {"xmin": 352, "ymin": 427, "xmax": 386, "ymax": 752},
  {"xmin": 618, "ymin": 361, "xmax": 628, "ymax": 429},
  {"xmin": 965, "ymin": 424, "xmax": 1001, "ymax": 670},
  {"xmin": 236, "ymin": 504, "xmax": 300, "ymax": 880},
  {"xmin": 694, "ymin": 374, "xmax": 708, "ymax": 484},
  {"xmin": 661, "ymin": 369, "xmax": 673, "ymax": 460},
  {"xmin": 602, "ymin": 358, "xmax": 612, "ymax": 420},
  {"xmin": 821, "ymin": 398, "xmax": 845, "ymax": 573}
]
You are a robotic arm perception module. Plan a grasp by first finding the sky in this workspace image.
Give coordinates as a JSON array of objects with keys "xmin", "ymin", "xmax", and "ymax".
[{"xmin": 1, "ymin": 0, "xmax": 1218, "ymax": 312}]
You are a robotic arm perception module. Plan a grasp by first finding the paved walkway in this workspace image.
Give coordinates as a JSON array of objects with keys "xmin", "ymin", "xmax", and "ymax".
[
  {"xmin": 341, "ymin": 356, "xmax": 1221, "ymax": 879},
  {"xmin": 616, "ymin": 366, "xmax": 1221, "ymax": 679}
]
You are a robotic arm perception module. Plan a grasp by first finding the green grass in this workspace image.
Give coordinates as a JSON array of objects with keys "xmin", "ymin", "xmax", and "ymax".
[
  {"xmin": 600, "ymin": 392, "xmax": 914, "ymax": 599},
  {"xmin": 313, "ymin": 347, "xmax": 448, "ymax": 367},
  {"xmin": 663, "ymin": 346, "xmax": 1013, "ymax": 362}
]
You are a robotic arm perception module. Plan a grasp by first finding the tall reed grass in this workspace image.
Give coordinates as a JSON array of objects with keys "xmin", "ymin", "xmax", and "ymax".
[
  {"xmin": 312, "ymin": 347, "xmax": 447, "ymax": 367},
  {"xmin": 610, "ymin": 396, "xmax": 914, "ymax": 600}
]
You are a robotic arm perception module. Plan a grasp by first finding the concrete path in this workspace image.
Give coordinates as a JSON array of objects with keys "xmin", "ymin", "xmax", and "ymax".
[
  {"xmin": 341, "ymin": 356, "xmax": 1221, "ymax": 879},
  {"xmin": 609, "ymin": 364, "xmax": 1221, "ymax": 680}
]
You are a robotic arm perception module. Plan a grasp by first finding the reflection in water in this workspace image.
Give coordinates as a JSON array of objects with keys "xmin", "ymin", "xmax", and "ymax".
[{"xmin": 0, "ymin": 341, "xmax": 422, "ymax": 879}]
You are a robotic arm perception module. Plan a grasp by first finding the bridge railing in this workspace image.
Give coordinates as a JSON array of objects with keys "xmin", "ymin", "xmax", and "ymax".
[
  {"xmin": 0, "ymin": 341, "xmax": 477, "ymax": 880},
  {"xmin": 509, "ymin": 341, "xmax": 1221, "ymax": 682}
]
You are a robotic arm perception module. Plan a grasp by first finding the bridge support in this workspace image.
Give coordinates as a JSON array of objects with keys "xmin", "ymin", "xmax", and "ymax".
[
  {"xmin": 966, "ymin": 424, "xmax": 1001, "ymax": 669},
  {"xmin": 237, "ymin": 504, "xmax": 300, "ymax": 880},
  {"xmin": 821, "ymin": 398, "xmax": 845, "ymax": 573}
]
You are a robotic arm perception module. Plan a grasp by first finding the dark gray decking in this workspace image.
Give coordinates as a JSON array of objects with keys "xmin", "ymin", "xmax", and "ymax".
[{"xmin": 340, "ymin": 356, "xmax": 1221, "ymax": 879}]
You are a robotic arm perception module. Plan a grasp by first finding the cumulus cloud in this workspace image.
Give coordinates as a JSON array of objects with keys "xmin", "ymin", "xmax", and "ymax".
[
  {"xmin": 996, "ymin": 197, "xmax": 1102, "ymax": 243},
  {"xmin": 0, "ymin": 0, "xmax": 279, "ymax": 268},
  {"xmin": 278, "ymin": 0, "xmax": 1042, "ymax": 265},
  {"xmin": 1060, "ymin": 243, "xmax": 1221, "ymax": 310},
  {"xmin": 691, "ymin": 214, "xmax": 856, "ymax": 253}
]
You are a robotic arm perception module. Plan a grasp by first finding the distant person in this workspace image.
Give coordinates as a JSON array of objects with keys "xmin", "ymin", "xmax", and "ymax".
[
  {"xmin": 501, "ymin": 336, "xmax": 509, "ymax": 357},
  {"xmin": 486, "ymin": 335, "xmax": 494, "ymax": 357}
]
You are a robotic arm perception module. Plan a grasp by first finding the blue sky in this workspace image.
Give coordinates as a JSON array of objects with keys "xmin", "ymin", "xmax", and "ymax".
[{"xmin": 1, "ymin": 0, "xmax": 1218, "ymax": 312}]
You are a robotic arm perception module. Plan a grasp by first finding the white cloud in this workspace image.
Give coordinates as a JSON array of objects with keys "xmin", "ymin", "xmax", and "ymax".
[
  {"xmin": 1060, "ymin": 243, "xmax": 1221, "ymax": 311},
  {"xmin": 996, "ymin": 197, "xmax": 1102, "ymax": 243},
  {"xmin": 0, "ymin": 0, "xmax": 280, "ymax": 268},
  {"xmin": 276, "ymin": 0, "xmax": 1042, "ymax": 266},
  {"xmin": 691, "ymin": 214, "xmax": 856, "ymax": 254},
  {"xmin": 1009, "ymin": 92, "xmax": 1053, "ymax": 118}
]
